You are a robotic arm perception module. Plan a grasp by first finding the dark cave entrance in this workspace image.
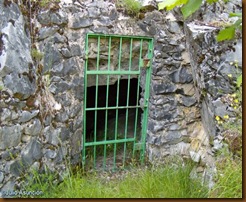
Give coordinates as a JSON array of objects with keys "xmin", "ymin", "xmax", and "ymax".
[{"xmin": 85, "ymin": 78, "xmax": 142, "ymax": 141}]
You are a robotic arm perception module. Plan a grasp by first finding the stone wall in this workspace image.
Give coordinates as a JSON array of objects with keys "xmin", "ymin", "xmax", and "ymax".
[
  {"xmin": 184, "ymin": 0, "xmax": 242, "ymax": 165},
  {"xmin": 183, "ymin": 0, "xmax": 242, "ymax": 187},
  {"xmin": 0, "ymin": 0, "xmax": 242, "ymax": 194}
]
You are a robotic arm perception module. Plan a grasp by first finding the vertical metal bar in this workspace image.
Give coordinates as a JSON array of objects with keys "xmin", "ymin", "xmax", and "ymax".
[
  {"xmin": 113, "ymin": 37, "xmax": 123, "ymax": 170},
  {"xmin": 133, "ymin": 39, "xmax": 143, "ymax": 157},
  {"xmin": 93, "ymin": 36, "xmax": 101, "ymax": 168},
  {"xmin": 82, "ymin": 34, "xmax": 89, "ymax": 169},
  {"xmin": 103, "ymin": 36, "xmax": 111, "ymax": 170},
  {"xmin": 123, "ymin": 38, "xmax": 133, "ymax": 166},
  {"xmin": 83, "ymin": 34, "xmax": 153, "ymax": 171},
  {"xmin": 140, "ymin": 39, "xmax": 154, "ymax": 164}
]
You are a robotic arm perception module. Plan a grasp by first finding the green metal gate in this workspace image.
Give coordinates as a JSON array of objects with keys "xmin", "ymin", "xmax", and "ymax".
[{"xmin": 83, "ymin": 33, "xmax": 153, "ymax": 171}]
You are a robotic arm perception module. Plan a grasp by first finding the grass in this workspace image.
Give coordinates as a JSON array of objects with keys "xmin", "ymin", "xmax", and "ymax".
[
  {"xmin": 209, "ymin": 89, "xmax": 242, "ymax": 199},
  {"xmin": 208, "ymin": 156, "xmax": 242, "ymax": 198},
  {"xmin": 214, "ymin": 149, "xmax": 242, "ymax": 196},
  {"xmin": 21, "ymin": 159, "xmax": 209, "ymax": 198},
  {"xmin": 112, "ymin": 164, "xmax": 208, "ymax": 198},
  {"xmin": 116, "ymin": 0, "xmax": 142, "ymax": 16},
  {"xmin": 19, "ymin": 149, "xmax": 242, "ymax": 199}
]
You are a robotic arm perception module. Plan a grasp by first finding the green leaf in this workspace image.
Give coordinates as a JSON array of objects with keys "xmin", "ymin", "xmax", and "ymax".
[
  {"xmin": 158, "ymin": 0, "xmax": 188, "ymax": 11},
  {"xmin": 206, "ymin": 0, "xmax": 218, "ymax": 4},
  {"xmin": 216, "ymin": 26, "xmax": 236, "ymax": 41},
  {"xmin": 181, "ymin": 0, "xmax": 202, "ymax": 19},
  {"xmin": 233, "ymin": 19, "xmax": 242, "ymax": 27},
  {"xmin": 229, "ymin": 12, "xmax": 242, "ymax": 18},
  {"xmin": 237, "ymin": 74, "xmax": 242, "ymax": 88}
]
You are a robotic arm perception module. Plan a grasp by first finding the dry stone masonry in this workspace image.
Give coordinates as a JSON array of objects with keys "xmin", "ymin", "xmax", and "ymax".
[{"xmin": 0, "ymin": 0, "xmax": 242, "ymax": 195}]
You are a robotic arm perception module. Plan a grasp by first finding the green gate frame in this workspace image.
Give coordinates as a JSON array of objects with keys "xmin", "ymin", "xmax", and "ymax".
[{"xmin": 82, "ymin": 33, "xmax": 154, "ymax": 171}]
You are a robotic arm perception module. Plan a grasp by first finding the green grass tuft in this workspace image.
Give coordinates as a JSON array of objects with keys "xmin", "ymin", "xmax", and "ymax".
[
  {"xmin": 209, "ymin": 156, "xmax": 242, "ymax": 198},
  {"xmin": 21, "ymin": 160, "xmax": 209, "ymax": 198},
  {"xmin": 116, "ymin": 0, "xmax": 142, "ymax": 16}
]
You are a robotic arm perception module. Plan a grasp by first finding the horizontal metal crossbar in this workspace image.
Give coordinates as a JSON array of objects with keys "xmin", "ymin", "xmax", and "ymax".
[
  {"xmin": 87, "ymin": 33, "xmax": 153, "ymax": 40},
  {"xmin": 85, "ymin": 105, "xmax": 142, "ymax": 111},
  {"xmin": 83, "ymin": 33, "xmax": 154, "ymax": 171},
  {"xmin": 86, "ymin": 70, "xmax": 140, "ymax": 75},
  {"xmin": 84, "ymin": 138, "xmax": 136, "ymax": 147}
]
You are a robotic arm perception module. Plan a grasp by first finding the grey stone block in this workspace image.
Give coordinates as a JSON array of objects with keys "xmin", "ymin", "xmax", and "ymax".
[
  {"xmin": 0, "ymin": 125, "xmax": 22, "ymax": 150},
  {"xmin": 21, "ymin": 139, "xmax": 42, "ymax": 167}
]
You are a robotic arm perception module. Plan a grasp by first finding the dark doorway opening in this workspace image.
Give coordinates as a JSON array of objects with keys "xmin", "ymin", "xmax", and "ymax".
[{"xmin": 85, "ymin": 78, "xmax": 142, "ymax": 141}]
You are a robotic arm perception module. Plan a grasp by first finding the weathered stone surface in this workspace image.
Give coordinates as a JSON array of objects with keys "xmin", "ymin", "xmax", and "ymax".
[
  {"xmin": 55, "ymin": 93, "xmax": 71, "ymax": 107},
  {"xmin": 88, "ymin": 7, "xmax": 100, "ymax": 18},
  {"xmin": 3, "ymin": 73, "xmax": 35, "ymax": 100},
  {"xmin": 4, "ymin": 97, "xmax": 26, "ymax": 110},
  {"xmin": 180, "ymin": 95, "xmax": 196, "ymax": 107},
  {"xmin": 38, "ymin": 26, "xmax": 60, "ymax": 40},
  {"xmin": 38, "ymin": 10, "xmax": 68, "ymax": 25},
  {"xmin": 54, "ymin": 147, "xmax": 67, "ymax": 163},
  {"xmin": 213, "ymin": 139, "xmax": 223, "ymax": 151},
  {"xmin": 60, "ymin": 127, "xmax": 70, "ymax": 141},
  {"xmin": 186, "ymin": 23, "xmax": 217, "ymax": 40},
  {"xmin": 43, "ymin": 115, "xmax": 52, "ymax": 127},
  {"xmin": 1, "ymin": 180, "xmax": 15, "ymax": 197},
  {"xmin": 70, "ymin": 129, "xmax": 82, "ymax": 156},
  {"xmin": 69, "ymin": 44, "xmax": 82, "ymax": 56},
  {"xmin": 49, "ymin": 80, "xmax": 71, "ymax": 94},
  {"xmin": 43, "ymin": 126, "xmax": 60, "ymax": 146},
  {"xmin": 45, "ymin": 149, "xmax": 57, "ymax": 159},
  {"xmin": 63, "ymin": 57, "xmax": 80, "ymax": 75},
  {"xmin": 30, "ymin": 161, "xmax": 40, "ymax": 171},
  {"xmin": 149, "ymin": 103, "xmax": 176, "ymax": 120},
  {"xmin": 185, "ymin": 20, "xmax": 242, "ymax": 145},
  {"xmin": 43, "ymin": 42, "xmax": 63, "ymax": 74},
  {"xmin": 169, "ymin": 124, "xmax": 181, "ymax": 131},
  {"xmin": 166, "ymin": 130, "xmax": 187, "ymax": 142},
  {"xmin": 212, "ymin": 99, "xmax": 231, "ymax": 117},
  {"xmin": 55, "ymin": 110, "xmax": 69, "ymax": 122},
  {"xmin": 147, "ymin": 134, "xmax": 161, "ymax": 145},
  {"xmin": 0, "ymin": 1, "xmax": 33, "ymax": 78},
  {"xmin": 60, "ymin": 47, "xmax": 72, "ymax": 58},
  {"xmin": 72, "ymin": 116, "xmax": 83, "ymax": 134},
  {"xmin": 169, "ymin": 66, "xmax": 193, "ymax": 84},
  {"xmin": 167, "ymin": 21, "xmax": 181, "ymax": 34},
  {"xmin": 189, "ymin": 149, "xmax": 201, "ymax": 162},
  {"xmin": 8, "ymin": 160, "xmax": 23, "ymax": 177},
  {"xmin": 24, "ymin": 119, "xmax": 42, "ymax": 136},
  {"xmin": 0, "ymin": 125, "xmax": 22, "ymax": 150},
  {"xmin": 178, "ymin": 83, "xmax": 195, "ymax": 96},
  {"xmin": 0, "ymin": 171, "xmax": 4, "ymax": 183},
  {"xmin": 21, "ymin": 139, "xmax": 42, "ymax": 167},
  {"xmin": 22, "ymin": 135, "xmax": 31, "ymax": 143},
  {"xmin": 169, "ymin": 142, "xmax": 190, "ymax": 156},
  {"xmin": 1, "ymin": 147, "xmax": 21, "ymax": 161},
  {"xmin": 69, "ymin": 104, "xmax": 81, "ymax": 118},
  {"xmin": 20, "ymin": 110, "xmax": 39, "ymax": 123},
  {"xmin": 53, "ymin": 33, "xmax": 67, "ymax": 44},
  {"xmin": 201, "ymin": 99, "xmax": 216, "ymax": 137},
  {"xmin": 0, "ymin": 108, "xmax": 12, "ymax": 122},
  {"xmin": 50, "ymin": 11, "xmax": 68, "ymax": 25},
  {"xmin": 147, "ymin": 145, "xmax": 161, "ymax": 162},
  {"xmin": 152, "ymin": 81, "xmax": 177, "ymax": 94},
  {"xmin": 224, "ymin": 40, "xmax": 242, "ymax": 67},
  {"xmin": 71, "ymin": 16, "xmax": 93, "ymax": 29}
]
